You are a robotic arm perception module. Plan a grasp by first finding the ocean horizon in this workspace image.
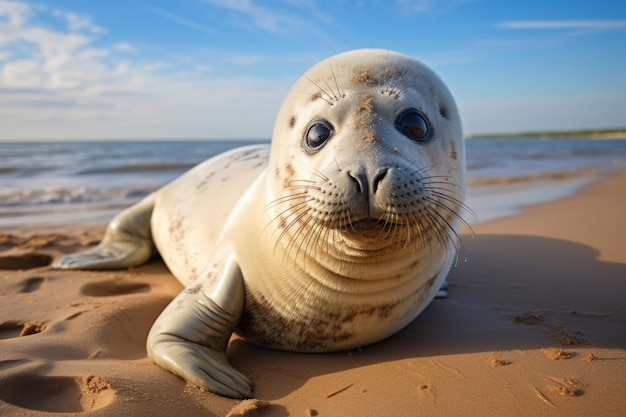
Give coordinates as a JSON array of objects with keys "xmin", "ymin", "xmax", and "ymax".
[{"xmin": 2, "ymin": 138, "xmax": 626, "ymax": 228}]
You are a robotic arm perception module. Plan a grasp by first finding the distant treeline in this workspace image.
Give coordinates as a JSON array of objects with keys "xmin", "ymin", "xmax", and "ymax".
[{"xmin": 466, "ymin": 128, "xmax": 626, "ymax": 140}]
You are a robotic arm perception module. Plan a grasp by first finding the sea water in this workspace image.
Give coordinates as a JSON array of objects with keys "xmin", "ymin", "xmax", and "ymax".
[{"xmin": 1, "ymin": 138, "xmax": 625, "ymax": 227}]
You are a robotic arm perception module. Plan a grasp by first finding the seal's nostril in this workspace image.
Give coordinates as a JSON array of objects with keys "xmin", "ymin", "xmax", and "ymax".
[
  {"xmin": 347, "ymin": 171, "xmax": 364, "ymax": 194},
  {"xmin": 372, "ymin": 169, "xmax": 388, "ymax": 194}
]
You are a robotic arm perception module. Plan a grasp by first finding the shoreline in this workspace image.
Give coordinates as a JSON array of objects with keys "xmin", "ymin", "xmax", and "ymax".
[
  {"xmin": 3, "ymin": 138, "xmax": 625, "ymax": 230},
  {"xmin": 1, "ymin": 173, "xmax": 625, "ymax": 416},
  {"xmin": 1, "ymin": 169, "xmax": 610, "ymax": 230},
  {"xmin": 465, "ymin": 174, "xmax": 598, "ymax": 224}
]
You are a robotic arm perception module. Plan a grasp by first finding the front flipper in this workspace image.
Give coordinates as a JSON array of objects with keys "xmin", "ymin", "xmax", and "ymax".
[
  {"xmin": 53, "ymin": 194, "xmax": 155, "ymax": 270},
  {"xmin": 147, "ymin": 250, "xmax": 253, "ymax": 398}
]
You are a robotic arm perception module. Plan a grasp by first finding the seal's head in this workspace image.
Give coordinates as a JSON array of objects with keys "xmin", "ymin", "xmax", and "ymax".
[{"xmin": 267, "ymin": 49, "xmax": 465, "ymax": 266}]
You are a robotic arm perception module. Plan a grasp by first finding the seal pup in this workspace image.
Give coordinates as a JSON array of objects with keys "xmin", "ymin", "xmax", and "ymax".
[{"xmin": 54, "ymin": 49, "xmax": 467, "ymax": 398}]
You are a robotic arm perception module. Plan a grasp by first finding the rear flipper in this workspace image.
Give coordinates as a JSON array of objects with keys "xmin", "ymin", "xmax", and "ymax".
[
  {"xmin": 53, "ymin": 194, "xmax": 156, "ymax": 270},
  {"xmin": 435, "ymin": 280, "xmax": 448, "ymax": 299}
]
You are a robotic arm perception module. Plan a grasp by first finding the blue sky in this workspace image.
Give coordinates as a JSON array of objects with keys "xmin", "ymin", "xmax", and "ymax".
[{"xmin": 0, "ymin": 0, "xmax": 624, "ymax": 140}]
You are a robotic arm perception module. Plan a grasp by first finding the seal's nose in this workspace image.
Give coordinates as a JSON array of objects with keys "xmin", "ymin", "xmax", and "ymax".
[{"xmin": 347, "ymin": 168, "xmax": 389, "ymax": 195}]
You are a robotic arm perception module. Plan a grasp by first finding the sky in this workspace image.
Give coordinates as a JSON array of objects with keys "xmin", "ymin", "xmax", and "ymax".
[{"xmin": 0, "ymin": 0, "xmax": 624, "ymax": 140}]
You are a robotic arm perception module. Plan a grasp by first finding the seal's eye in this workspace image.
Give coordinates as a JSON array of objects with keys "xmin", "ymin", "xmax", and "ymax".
[
  {"xmin": 395, "ymin": 109, "xmax": 431, "ymax": 142},
  {"xmin": 303, "ymin": 120, "xmax": 333, "ymax": 153}
]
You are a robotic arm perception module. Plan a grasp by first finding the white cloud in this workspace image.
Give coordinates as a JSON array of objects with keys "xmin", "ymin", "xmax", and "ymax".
[
  {"xmin": 498, "ymin": 20, "xmax": 626, "ymax": 30},
  {"xmin": 0, "ymin": 1, "xmax": 291, "ymax": 140},
  {"xmin": 423, "ymin": 49, "xmax": 481, "ymax": 68},
  {"xmin": 142, "ymin": 4, "xmax": 217, "ymax": 35},
  {"xmin": 2, "ymin": 59, "xmax": 43, "ymax": 87},
  {"xmin": 395, "ymin": 0, "xmax": 479, "ymax": 13},
  {"xmin": 193, "ymin": 64, "xmax": 212, "ymax": 73},
  {"xmin": 0, "ymin": 5, "xmax": 118, "ymax": 93},
  {"xmin": 200, "ymin": 0, "xmax": 331, "ymax": 38},
  {"xmin": 395, "ymin": 0, "xmax": 435, "ymax": 12},
  {"xmin": 0, "ymin": 0, "xmax": 33, "ymax": 26},
  {"xmin": 52, "ymin": 9, "xmax": 106, "ymax": 34},
  {"xmin": 0, "ymin": 76, "xmax": 288, "ymax": 139},
  {"xmin": 113, "ymin": 42, "xmax": 135, "ymax": 52},
  {"xmin": 230, "ymin": 55, "xmax": 265, "ymax": 65}
]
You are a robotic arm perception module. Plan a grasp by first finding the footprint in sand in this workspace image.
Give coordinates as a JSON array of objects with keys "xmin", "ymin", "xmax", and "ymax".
[
  {"xmin": 80, "ymin": 278, "xmax": 150, "ymax": 297},
  {"xmin": 0, "ymin": 374, "xmax": 116, "ymax": 413},
  {"xmin": 18, "ymin": 276, "xmax": 45, "ymax": 293},
  {"xmin": 0, "ymin": 253, "xmax": 52, "ymax": 270},
  {"xmin": 0, "ymin": 321, "xmax": 47, "ymax": 340}
]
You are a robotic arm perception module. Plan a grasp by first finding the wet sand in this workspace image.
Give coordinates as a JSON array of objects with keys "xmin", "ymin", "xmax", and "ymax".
[{"xmin": 1, "ymin": 173, "xmax": 625, "ymax": 417}]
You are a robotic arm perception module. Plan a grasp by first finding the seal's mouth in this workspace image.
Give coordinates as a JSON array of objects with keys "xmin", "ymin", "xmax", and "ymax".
[
  {"xmin": 350, "ymin": 218, "xmax": 383, "ymax": 230},
  {"xmin": 347, "ymin": 218, "xmax": 403, "ymax": 233}
]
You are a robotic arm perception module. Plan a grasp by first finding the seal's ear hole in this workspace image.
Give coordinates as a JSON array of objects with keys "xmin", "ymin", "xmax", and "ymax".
[
  {"xmin": 303, "ymin": 119, "xmax": 334, "ymax": 153},
  {"xmin": 439, "ymin": 105, "xmax": 449, "ymax": 119},
  {"xmin": 395, "ymin": 109, "xmax": 432, "ymax": 143}
]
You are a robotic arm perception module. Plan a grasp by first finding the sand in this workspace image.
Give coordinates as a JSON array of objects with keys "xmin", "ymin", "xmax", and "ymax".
[{"xmin": 1, "ymin": 173, "xmax": 625, "ymax": 417}]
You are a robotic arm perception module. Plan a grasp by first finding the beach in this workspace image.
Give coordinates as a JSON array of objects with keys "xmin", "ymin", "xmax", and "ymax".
[{"xmin": 1, "ymin": 167, "xmax": 624, "ymax": 416}]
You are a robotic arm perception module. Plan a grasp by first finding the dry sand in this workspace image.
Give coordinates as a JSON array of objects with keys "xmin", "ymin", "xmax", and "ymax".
[{"xmin": 1, "ymin": 173, "xmax": 625, "ymax": 417}]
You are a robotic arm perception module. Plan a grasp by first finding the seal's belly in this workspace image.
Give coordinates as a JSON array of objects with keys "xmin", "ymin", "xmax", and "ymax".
[{"xmin": 151, "ymin": 145, "xmax": 270, "ymax": 285}]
